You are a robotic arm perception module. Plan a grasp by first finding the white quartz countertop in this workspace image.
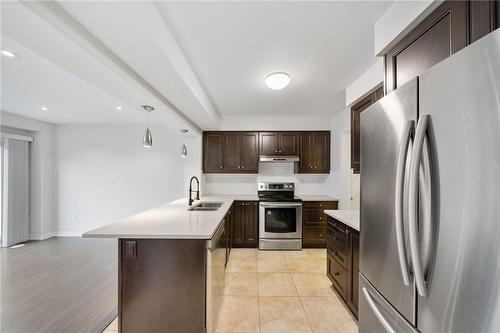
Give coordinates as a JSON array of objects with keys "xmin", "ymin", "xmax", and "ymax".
[
  {"xmin": 83, "ymin": 195, "xmax": 258, "ymax": 240},
  {"xmin": 324, "ymin": 210, "xmax": 360, "ymax": 231},
  {"xmin": 297, "ymin": 195, "xmax": 339, "ymax": 201}
]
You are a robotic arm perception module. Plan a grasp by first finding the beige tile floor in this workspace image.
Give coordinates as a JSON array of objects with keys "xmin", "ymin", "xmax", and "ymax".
[{"xmin": 103, "ymin": 248, "xmax": 358, "ymax": 333}]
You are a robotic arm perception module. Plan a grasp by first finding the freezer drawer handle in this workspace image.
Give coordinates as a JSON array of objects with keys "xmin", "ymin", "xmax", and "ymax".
[
  {"xmin": 362, "ymin": 287, "xmax": 396, "ymax": 333},
  {"xmin": 395, "ymin": 120, "xmax": 413, "ymax": 286},
  {"xmin": 408, "ymin": 114, "xmax": 430, "ymax": 297}
]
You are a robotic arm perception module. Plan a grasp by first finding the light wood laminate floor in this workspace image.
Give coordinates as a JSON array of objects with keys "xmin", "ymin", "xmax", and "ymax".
[{"xmin": 1, "ymin": 237, "xmax": 117, "ymax": 333}]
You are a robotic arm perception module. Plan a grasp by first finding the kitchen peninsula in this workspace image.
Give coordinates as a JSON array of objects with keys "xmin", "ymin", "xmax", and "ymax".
[{"xmin": 84, "ymin": 195, "xmax": 257, "ymax": 333}]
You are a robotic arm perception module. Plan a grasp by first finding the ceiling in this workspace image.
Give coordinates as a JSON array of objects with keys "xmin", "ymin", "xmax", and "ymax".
[{"xmin": 1, "ymin": 1, "xmax": 392, "ymax": 130}]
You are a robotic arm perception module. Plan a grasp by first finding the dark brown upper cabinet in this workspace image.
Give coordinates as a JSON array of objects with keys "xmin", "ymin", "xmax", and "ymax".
[
  {"xmin": 224, "ymin": 132, "xmax": 258, "ymax": 173},
  {"xmin": 259, "ymin": 132, "xmax": 298, "ymax": 156},
  {"xmin": 204, "ymin": 130, "xmax": 330, "ymax": 174},
  {"xmin": 203, "ymin": 132, "xmax": 224, "ymax": 173},
  {"xmin": 351, "ymin": 86, "xmax": 384, "ymax": 174},
  {"xmin": 385, "ymin": 0, "xmax": 499, "ymax": 94},
  {"xmin": 203, "ymin": 132, "xmax": 258, "ymax": 173},
  {"xmin": 297, "ymin": 131, "xmax": 330, "ymax": 173}
]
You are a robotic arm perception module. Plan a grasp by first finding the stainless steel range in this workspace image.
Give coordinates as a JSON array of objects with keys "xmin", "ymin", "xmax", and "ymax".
[{"xmin": 258, "ymin": 182, "xmax": 302, "ymax": 250}]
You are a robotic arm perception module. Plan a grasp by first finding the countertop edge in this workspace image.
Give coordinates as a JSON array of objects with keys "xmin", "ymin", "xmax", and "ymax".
[{"xmin": 324, "ymin": 210, "xmax": 360, "ymax": 231}]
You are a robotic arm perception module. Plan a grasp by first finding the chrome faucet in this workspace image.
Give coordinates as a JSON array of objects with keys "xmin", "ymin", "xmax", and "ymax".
[{"xmin": 188, "ymin": 176, "xmax": 200, "ymax": 206}]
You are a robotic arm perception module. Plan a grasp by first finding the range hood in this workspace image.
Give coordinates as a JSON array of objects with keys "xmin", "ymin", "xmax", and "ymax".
[{"xmin": 259, "ymin": 155, "xmax": 300, "ymax": 163}]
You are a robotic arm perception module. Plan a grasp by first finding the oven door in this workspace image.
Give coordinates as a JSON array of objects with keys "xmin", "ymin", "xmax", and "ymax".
[{"xmin": 259, "ymin": 202, "xmax": 302, "ymax": 239}]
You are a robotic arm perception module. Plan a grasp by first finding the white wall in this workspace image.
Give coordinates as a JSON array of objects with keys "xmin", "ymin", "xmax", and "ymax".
[
  {"xmin": 183, "ymin": 135, "xmax": 202, "ymax": 197},
  {"xmin": 374, "ymin": 0, "xmax": 440, "ymax": 55},
  {"xmin": 219, "ymin": 116, "xmax": 332, "ymax": 131},
  {"xmin": 203, "ymin": 163, "xmax": 332, "ymax": 196},
  {"xmin": 345, "ymin": 59, "xmax": 384, "ymax": 107},
  {"xmin": 55, "ymin": 124, "xmax": 187, "ymax": 235},
  {"xmin": 0, "ymin": 111, "xmax": 56, "ymax": 239},
  {"xmin": 327, "ymin": 108, "xmax": 352, "ymax": 209}
]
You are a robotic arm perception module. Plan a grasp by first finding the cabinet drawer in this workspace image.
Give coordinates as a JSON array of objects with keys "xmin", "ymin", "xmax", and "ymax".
[
  {"xmin": 303, "ymin": 226, "xmax": 327, "ymax": 242},
  {"xmin": 327, "ymin": 217, "xmax": 348, "ymax": 235},
  {"xmin": 327, "ymin": 254, "xmax": 347, "ymax": 300},
  {"xmin": 303, "ymin": 201, "xmax": 337, "ymax": 210},
  {"xmin": 303, "ymin": 209, "xmax": 327, "ymax": 226},
  {"xmin": 331, "ymin": 242, "xmax": 347, "ymax": 269}
]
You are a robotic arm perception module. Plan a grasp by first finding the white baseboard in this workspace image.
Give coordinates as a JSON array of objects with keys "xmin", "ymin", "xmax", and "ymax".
[
  {"xmin": 30, "ymin": 231, "xmax": 57, "ymax": 240},
  {"xmin": 29, "ymin": 231, "xmax": 85, "ymax": 239},
  {"xmin": 56, "ymin": 231, "xmax": 85, "ymax": 237}
]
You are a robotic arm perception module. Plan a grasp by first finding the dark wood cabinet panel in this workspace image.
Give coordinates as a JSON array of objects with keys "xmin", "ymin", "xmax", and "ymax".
[
  {"xmin": 232, "ymin": 201, "xmax": 258, "ymax": 248},
  {"xmin": 312, "ymin": 132, "xmax": 330, "ymax": 172},
  {"xmin": 240, "ymin": 132, "xmax": 259, "ymax": 172},
  {"xmin": 384, "ymin": 0, "xmax": 500, "ymax": 94},
  {"xmin": 259, "ymin": 132, "xmax": 279, "ymax": 155},
  {"xmin": 279, "ymin": 132, "xmax": 298, "ymax": 155},
  {"xmin": 303, "ymin": 201, "xmax": 338, "ymax": 248},
  {"xmin": 203, "ymin": 132, "xmax": 224, "ymax": 173},
  {"xmin": 298, "ymin": 132, "xmax": 313, "ymax": 171},
  {"xmin": 224, "ymin": 133, "xmax": 241, "ymax": 172},
  {"xmin": 243, "ymin": 201, "xmax": 259, "ymax": 245},
  {"xmin": 203, "ymin": 132, "xmax": 258, "ymax": 174},
  {"xmin": 327, "ymin": 254, "xmax": 347, "ymax": 301},
  {"xmin": 347, "ymin": 229, "xmax": 360, "ymax": 318},
  {"xmin": 327, "ymin": 216, "xmax": 359, "ymax": 317},
  {"xmin": 259, "ymin": 132, "xmax": 298, "ymax": 155},
  {"xmin": 204, "ymin": 131, "xmax": 328, "ymax": 174},
  {"xmin": 385, "ymin": 0, "xmax": 468, "ymax": 93},
  {"xmin": 232, "ymin": 202, "xmax": 245, "ymax": 246},
  {"xmin": 297, "ymin": 131, "xmax": 330, "ymax": 173},
  {"xmin": 119, "ymin": 239, "xmax": 206, "ymax": 333},
  {"xmin": 351, "ymin": 86, "xmax": 383, "ymax": 174}
]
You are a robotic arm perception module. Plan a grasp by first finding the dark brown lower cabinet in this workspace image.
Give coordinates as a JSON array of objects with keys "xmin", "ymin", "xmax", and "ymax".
[
  {"xmin": 232, "ymin": 201, "xmax": 259, "ymax": 248},
  {"xmin": 118, "ymin": 239, "xmax": 206, "ymax": 333},
  {"xmin": 302, "ymin": 201, "xmax": 338, "ymax": 248},
  {"xmin": 326, "ymin": 216, "xmax": 359, "ymax": 318},
  {"xmin": 346, "ymin": 228, "xmax": 359, "ymax": 318}
]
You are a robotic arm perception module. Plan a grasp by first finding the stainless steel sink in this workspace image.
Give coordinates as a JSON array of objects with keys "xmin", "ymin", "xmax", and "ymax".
[{"xmin": 188, "ymin": 201, "xmax": 223, "ymax": 211}]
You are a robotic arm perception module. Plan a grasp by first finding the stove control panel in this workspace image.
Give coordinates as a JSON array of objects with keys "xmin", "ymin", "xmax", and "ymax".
[{"xmin": 258, "ymin": 182, "xmax": 294, "ymax": 191}]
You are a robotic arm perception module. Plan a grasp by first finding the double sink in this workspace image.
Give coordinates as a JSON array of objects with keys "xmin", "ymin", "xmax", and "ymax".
[{"xmin": 187, "ymin": 201, "xmax": 224, "ymax": 211}]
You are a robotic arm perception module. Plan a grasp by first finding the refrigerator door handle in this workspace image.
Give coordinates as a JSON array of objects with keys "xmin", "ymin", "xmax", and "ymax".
[
  {"xmin": 395, "ymin": 120, "xmax": 413, "ymax": 286},
  {"xmin": 408, "ymin": 114, "xmax": 430, "ymax": 297},
  {"xmin": 362, "ymin": 287, "xmax": 397, "ymax": 333}
]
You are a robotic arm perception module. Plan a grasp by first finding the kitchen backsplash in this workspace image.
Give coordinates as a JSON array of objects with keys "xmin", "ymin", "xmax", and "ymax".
[{"xmin": 202, "ymin": 162, "xmax": 333, "ymax": 196}]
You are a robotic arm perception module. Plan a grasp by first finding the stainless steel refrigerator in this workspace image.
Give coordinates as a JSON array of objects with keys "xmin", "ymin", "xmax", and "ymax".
[{"xmin": 359, "ymin": 29, "xmax": 500, "ymax": 333}]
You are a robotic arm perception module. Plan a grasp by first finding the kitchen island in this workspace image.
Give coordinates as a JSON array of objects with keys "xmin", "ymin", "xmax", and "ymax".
[{"xmin": 84, "ymin": 195, "xmax": 257, "ymax": 333}]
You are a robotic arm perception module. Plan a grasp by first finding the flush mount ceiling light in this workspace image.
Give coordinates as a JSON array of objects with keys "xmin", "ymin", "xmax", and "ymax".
[
  {"xmin": 181, "ymin": 129, "xmax": 188, "ymax": 158},
  {"xmin": 1, "ymin": 49, "xmax": 17, "ymax": 58},
  {"xmin": 142, "ymin": 105, "xmax": 154, "ymax": 148},
  {"xmin": 265, "ymin": 72, "xmax": 291, "ymax": 90},
  {"xmin": 116, "ymin": 106, "xmax": 122, "ymax": 111},
  {"xmin": 41, "ymin": 106, "xmax": 49, "ymax": 111}
]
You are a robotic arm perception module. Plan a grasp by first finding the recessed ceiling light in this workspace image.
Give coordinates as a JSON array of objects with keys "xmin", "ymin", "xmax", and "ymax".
[
  {"xmin": 265, "ymin": 72, "xmax": 291, "ymax": 90},
  {"xmin": 116, "ymin": 106, "xmax": 122, "ymax": 111},
  {"xmin": 41, "ymin": 106, "xmax": 48, "ymax": 111},
  {"xmin": 1, "ymin": 49, "xmax": 17, "ymax": 58}
]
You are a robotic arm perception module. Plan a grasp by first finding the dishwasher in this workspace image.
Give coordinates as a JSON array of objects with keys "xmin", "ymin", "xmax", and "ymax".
[{"xmin": 206, "ymin": 220, "xmax": 226, "ymax": 333}]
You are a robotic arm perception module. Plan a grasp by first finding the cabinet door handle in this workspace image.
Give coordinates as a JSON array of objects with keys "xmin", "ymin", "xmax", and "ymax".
[{"xmin": 334, "ymin": 272, "xmax": 340, "ymax": 276}]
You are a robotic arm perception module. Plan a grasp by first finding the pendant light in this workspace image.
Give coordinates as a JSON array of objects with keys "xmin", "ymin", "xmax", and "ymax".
[
  {"xmin": 181, "ymin": 129, "xmax": 188, "ymax": 158},
  {"xmin": 142, "ymin": 105, "xmax": 154, "ymax": 148}
]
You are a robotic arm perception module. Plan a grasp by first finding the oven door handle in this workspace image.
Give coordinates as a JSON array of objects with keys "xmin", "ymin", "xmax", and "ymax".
[{"xmin": 259, "ymin": 202, "xmax": 302, "ymax": 208}]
